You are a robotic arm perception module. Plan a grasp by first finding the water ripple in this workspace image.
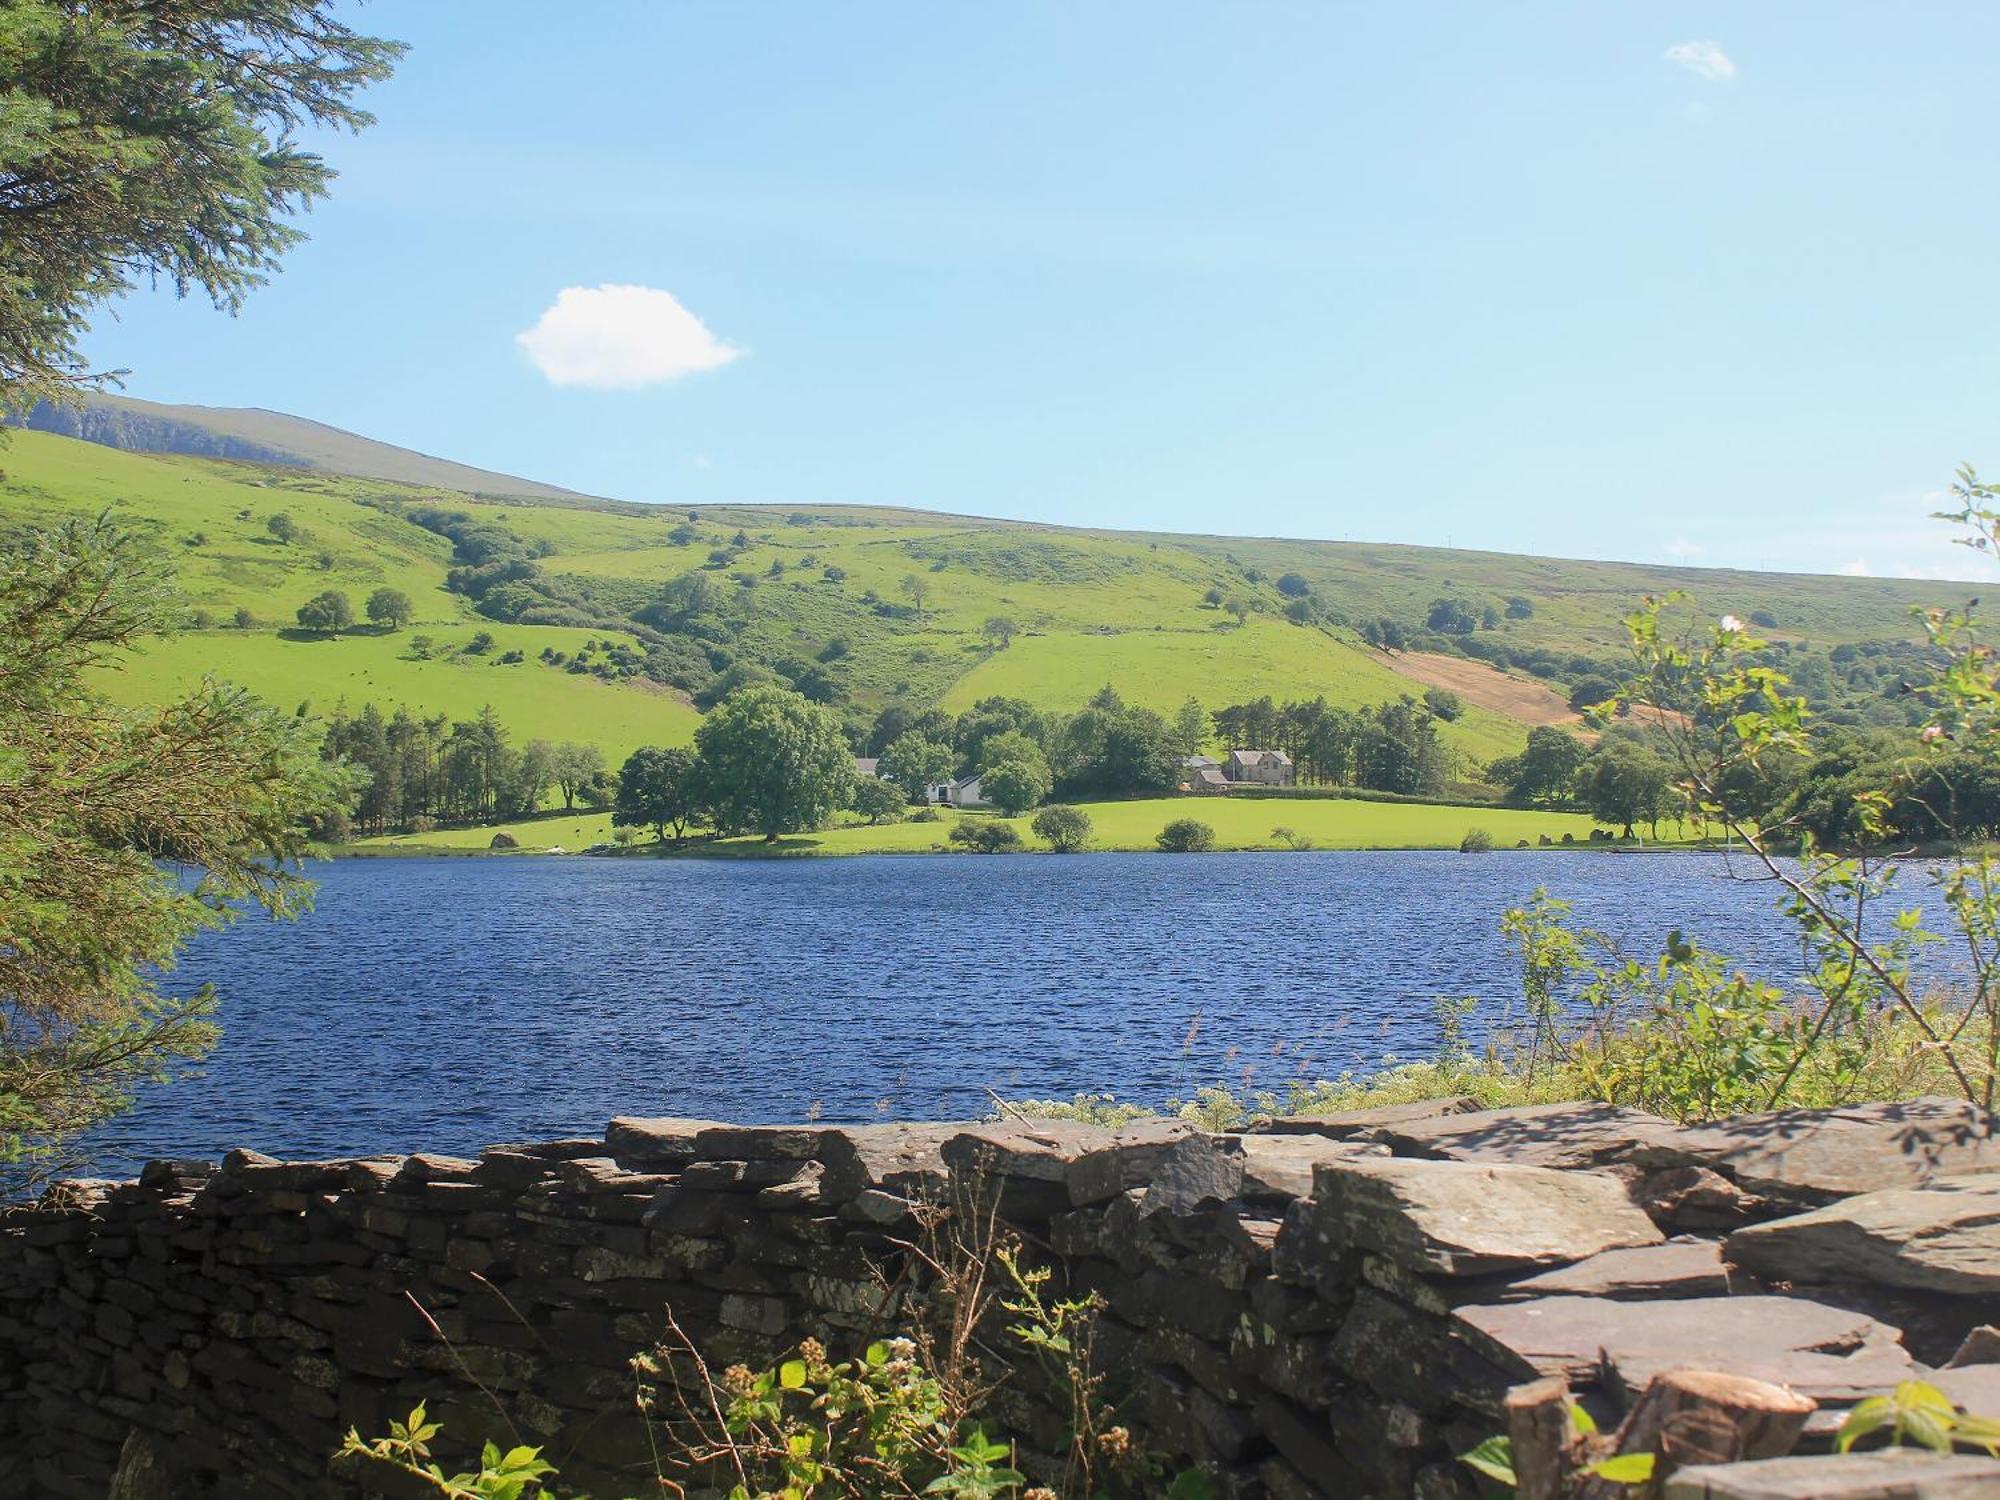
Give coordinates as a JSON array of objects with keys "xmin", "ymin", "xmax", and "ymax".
[{"xmin": 83, "ymin": 850, "xmax": 1963, "ymax": 1173}]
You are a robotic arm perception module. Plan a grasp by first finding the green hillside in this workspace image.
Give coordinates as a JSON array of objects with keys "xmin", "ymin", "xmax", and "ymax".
[
  {"xmin": 0, "ymin": 426, "xmax": 1954, "ymax": 776},
  {"xmin": 20, "ymin": 392, "xmax": 589, "ymax": 500}
]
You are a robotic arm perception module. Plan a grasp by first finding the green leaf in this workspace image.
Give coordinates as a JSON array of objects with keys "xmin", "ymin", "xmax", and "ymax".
[
  {"xmin": 865, "ymin": 1340, "xmax": 889, "ymax": 1366},
  {"xmin": 1459, "ymin": 1435, "xmax": 1517, "ymax": 1486},
  {"xmin": 1839, "ymin": 1397, "xmax": 1893, "ymax": 1452},
  {"xmin": 778, "ymin": 1358, "xmax": 807, "ymax": 1390},
  {"xmin": 1568, "ymin": 1402, "xmax": 1599, "ymax": 1437},
  {"xmin": 1587, "ymin": 1452, "xmax": 1657, "ymax": 1484}
]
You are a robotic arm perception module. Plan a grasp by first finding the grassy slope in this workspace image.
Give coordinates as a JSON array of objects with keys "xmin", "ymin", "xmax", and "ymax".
[
  {"xmin": 4, "ymin": 427, "xmax": 1954, "ymax": 780},
  {"xmin": 96, "ymin": 627, "xmax": 699, "ymax": 763},
  {"xmin": 63, "ymin": 393, "xmax": 590, "ymax": 499},
  {"xmin": 5, "ymin": 433, "xmax": 695, "ymax": 755},
  {"xmin": 354, "ymin": 797, "xmax": 1625, "ymax": 855}
]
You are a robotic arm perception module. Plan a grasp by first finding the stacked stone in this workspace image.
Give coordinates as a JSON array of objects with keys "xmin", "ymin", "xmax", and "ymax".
[{"xmin": 0, "ymin": 1096, "xmax": 1995, "ymax": 1499}]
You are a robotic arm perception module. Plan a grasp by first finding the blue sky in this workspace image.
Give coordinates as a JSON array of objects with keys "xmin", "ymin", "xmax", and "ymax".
[{"xmin": 80, "ymin": 3, "xmax": 2000, "ymax": 577}]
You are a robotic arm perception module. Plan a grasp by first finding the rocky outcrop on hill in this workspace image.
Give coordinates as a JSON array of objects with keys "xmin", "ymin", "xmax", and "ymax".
[{"xmin": 0, "ymin": 1098, "xmax": 1995, "ymax": 1498}]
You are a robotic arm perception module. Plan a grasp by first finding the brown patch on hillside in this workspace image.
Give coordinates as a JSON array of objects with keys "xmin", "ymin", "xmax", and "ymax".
[{"xmin": 1379, "ymin": 650, "xmax": 1584, "ymax": 728}]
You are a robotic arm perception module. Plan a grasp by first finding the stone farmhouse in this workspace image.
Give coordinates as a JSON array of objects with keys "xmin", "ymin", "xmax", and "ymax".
[
  {"xmin": 1182, "ymin": 755, "xmax": 1231, "ymax": 794},
  {"xmin": 1181, "ymin": 749, "xmax": 1297, "ymax": 793},
  {"xmin": 1228, "ymin": 748, "xmax": 1295, "ymax": 786}
]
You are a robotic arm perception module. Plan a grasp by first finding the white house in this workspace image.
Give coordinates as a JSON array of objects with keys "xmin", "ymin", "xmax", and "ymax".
[{"xmin": 927, "ymin": 774, "xmax": 986, "ymax": 807}]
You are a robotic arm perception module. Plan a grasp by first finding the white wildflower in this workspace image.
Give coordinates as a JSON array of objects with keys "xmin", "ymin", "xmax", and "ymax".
[{"xmin": 1718, "ymin": 614, "xmax": 1745, "ymax": 633}]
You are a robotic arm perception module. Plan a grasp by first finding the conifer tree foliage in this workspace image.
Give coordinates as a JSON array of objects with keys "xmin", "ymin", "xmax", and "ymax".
[
  {"xmin": 0, "ymin": 0, "xmax": 403, "ymax": 410},
  {"xmin": 0, "ymin": 519, "xmax": 355, "ymax": 1189}
]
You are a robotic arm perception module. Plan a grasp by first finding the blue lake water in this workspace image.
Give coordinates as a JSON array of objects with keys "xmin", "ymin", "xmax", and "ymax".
[{"xmin": 86, "ymin": 850, "xmax": 1965, "ymax": 1175}]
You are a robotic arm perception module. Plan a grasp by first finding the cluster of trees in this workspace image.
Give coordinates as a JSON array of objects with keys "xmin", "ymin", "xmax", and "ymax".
[
  {"xmin": 317, "ymin": 704, "xmax": 609, "ymax": 835},
  {"xmin": 865, "ymin": 686, "xmax": 1207, "ymax": 814},
  {"xmin": 1210, "ymin": 695, "xmax": 1459, "ymax": 795},
  {"xmin": 1488, "ymin": 725, "xmax": 1675, "ymax": 837},
  {"xmin": 1730, "ymin": 729, "xmax": 2000, "ymax": 846},
  {"xmin": 393, "ymin": 503, "xmax": 635, "ymax": 638},
  {"xmin": 614, "ymin": 686, "xmax": 854, "ymax": 841},
  {"xmin": 294, "ymin": 587, "xmax": 413, "ymax": 634}
]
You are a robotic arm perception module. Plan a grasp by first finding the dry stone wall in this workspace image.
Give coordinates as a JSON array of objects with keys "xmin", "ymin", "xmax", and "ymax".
[{"xmin": 1, "ymin": 1097, "xmax": 1998, "ymax": 1499}]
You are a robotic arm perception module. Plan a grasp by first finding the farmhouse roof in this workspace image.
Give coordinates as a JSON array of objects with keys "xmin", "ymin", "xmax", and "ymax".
[
  {"xmin": 853, "ymin": 757, "xmax": 881, "ymax": 777},
  {"xmin": 1229, "ymin": 748, "xmax": 1292, "ymax": 767},
  {"xmin": 1183, "ymin": 755, "xmax": 1221, "ymax": 769}
]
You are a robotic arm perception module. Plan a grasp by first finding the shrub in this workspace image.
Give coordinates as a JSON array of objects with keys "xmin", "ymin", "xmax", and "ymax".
[
  {"xmin": 1568, "ymin": 675, "xmax": 1619, "ymax": 712},
  {"xmin": 1270, "ymin": 825, "xmax": 1314, "ymax": 851},
  {"xmin": 1156, "ymin": 818, "xmax": 1215, "ymax": 853},
  {"xmin": 909, "ymin": 805, "xmax": 941, "ymax": 824},
  {"xmin": 948, "ymin": 820, "xmax": 1024, "ymax": 853},
  {"xmin": 1459, "ymin": 827, "xmax": 1494, "ymax": 853},
  {"xmin": 850, "ymin": 777, "xmax": 906, "ymax": 825},
  {"xmin": 1031, "ymin": 804, "xmax": 1092, "ymax": 852}
]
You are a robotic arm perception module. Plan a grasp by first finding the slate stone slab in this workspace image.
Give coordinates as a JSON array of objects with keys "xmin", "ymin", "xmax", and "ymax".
[
  {"xmin": 1454, "ymin": 1294, "xmax": 1915, "ymax": 1405},
  {"xmin": 1664, "ymin": 1450, "xmax": 2000, "ymax": 1499},
  {"xmin": 1726, "ymin": 1174, "xmax": 2000, "ymax": 1297},
  {"xmin": 1064, "ymin": 1120, "xmax": 1201, "ymax": 1206},
  {"xmin": 693, "ymin": 1124, "xmax": 841, "ymax": 1162},
  {"xmin": 1307, "ymin": 1157, "xmax": 1662, "ymax": 1276},
  {"xmin": 1638, "ymin": 1098, "xmax": 2000, "ymax": 1202},
  {"xmin": 1930, "ymin": 1361, "xmax": 2000, "ymax": 1417},
  {"xmin": 816, "ymin": 1124, "xmax": 958, "ymax": 1199},
  {"xmin": 1234, "ymin": 1135, "xmax": 1388, "ymax": 1201},
  {"xmin": 603, "ymin": 1117, "xmax": 729, "ymax": 1170},
  {"xmin": 1372, "ymin": 1101, "xmax": 1685, "ymax": 1170},
  {"xmin": 1137, "ymin": 1136, "xmax": 1245, "ymax": 1218},
  {"xmin": 940, "ymin": 1121, "xmax": 1117, "ymax": 1183},
  {"xmin": 1249, "ymin": 1096, "xmax": 1487, "ymax": 1139},
  {"xmin": 1503, "ymin": 1238, "xmax": 1733, "ymax": 1301},
  {"xmin": 1637, "ymin": 1164, "xmax": 1771, "ymax": 1232}
]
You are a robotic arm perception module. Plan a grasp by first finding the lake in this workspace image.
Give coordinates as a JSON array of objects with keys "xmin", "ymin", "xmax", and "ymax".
[{"xmin": 86, "ymin": 850, "xmax": 1964, "ymax": 1175}]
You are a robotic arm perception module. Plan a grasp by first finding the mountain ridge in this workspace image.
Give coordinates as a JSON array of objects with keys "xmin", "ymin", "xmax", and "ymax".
[{"xmin": 18, "ymin": 392, "xmax": 592, "ymax": 502}]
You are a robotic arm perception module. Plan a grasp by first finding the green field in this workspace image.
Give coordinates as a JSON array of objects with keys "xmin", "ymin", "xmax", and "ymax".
[
  {"xmin": 351, "ymin": 795, "xmax": 1630, "ymax": 856},
  {"xmin": 4, "ymin": 420, "xmax": 1956, "ymax": 785},
  {"xmin": 95, "ymin": 626, "xmax": 699, "ymax": 764}
]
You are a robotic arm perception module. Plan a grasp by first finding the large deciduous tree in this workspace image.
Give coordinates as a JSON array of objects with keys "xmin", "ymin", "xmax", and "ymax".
[
  {"xmin": 364, "ymin": 588, "xmax": 413, "ymax": 630},
  {"xmin": 613, "ymin": 746, "xmax": 698, "ymax": 843},
  {"xmin": 695, "ymin": 686, "xmax": 855, "ymax": 840},
  {"xmin": 878, "ymin": 732, "xmax": 957, "ymax": 801},
  {"xmin": 296, "ymin": 589, "xmax": 353, "ymax": 634},
  {"xmin": 0, "ymin": 519, "xmax": 355, "ymax": 1189},
  {"xmin": 0, "ymin": 0, "xmax": 403, "ymax": 411}
]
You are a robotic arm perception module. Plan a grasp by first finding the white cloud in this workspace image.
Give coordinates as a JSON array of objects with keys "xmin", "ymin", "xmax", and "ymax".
[
  {"xmin": 1663, "ymin": 538, "xmax": 1704, "ymax": 558},
  {"xmin": 1665, "ymin": 41, "xmax": 1736, "ymax": 83},
  {"xmin": 1838, "ymin": 559, "xmax": 1871, "ymax": 577},
  {"xmin": 516, "ymin": 284, "xmax": 742, "ymax": 389}
]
